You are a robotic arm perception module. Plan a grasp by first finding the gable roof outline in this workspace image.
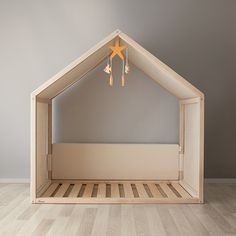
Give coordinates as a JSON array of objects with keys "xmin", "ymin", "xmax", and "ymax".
[{"xmin": 32, "ymin": 29, "xmax": 204, "ymax": 100}]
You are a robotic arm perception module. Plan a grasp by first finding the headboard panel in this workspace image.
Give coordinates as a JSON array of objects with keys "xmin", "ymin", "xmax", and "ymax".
[{"xmin": 52, "ymin": 143, "xmax": 179, "ymax": 180}]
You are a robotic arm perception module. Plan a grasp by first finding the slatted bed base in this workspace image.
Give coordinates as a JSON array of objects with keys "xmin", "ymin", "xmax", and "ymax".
[{"xmin": 37, "ymin": 180, "xmax": 199, "ymax": 204}]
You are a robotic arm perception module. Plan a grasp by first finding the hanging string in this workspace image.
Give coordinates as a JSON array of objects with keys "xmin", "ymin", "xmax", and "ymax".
[
  {"xmin": 107, "ymin": 50, "xmax": 110, "ymax": 65},
  {"xmin": 125, "ymin": 48, "xmax": 129, "ymax": 74},
  {"xmin": 121, "ymin": 58, "xmax": 125, "ymax": 87},
  {"xmin": 104, "ymin": 42, "xmax": 129, "ymax": 87},
  {"xmin": 104, "ymin": 48, "xmax": 111, "ymax": 74},
  {"xmin": 109, "ymin": 57, "xmax": 113, "ymax": 86}
]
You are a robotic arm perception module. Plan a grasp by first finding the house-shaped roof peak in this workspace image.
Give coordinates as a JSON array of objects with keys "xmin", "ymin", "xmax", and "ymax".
[{"xmin": 32, "ymin": 29, "xmax": 203, "ymax": 100}]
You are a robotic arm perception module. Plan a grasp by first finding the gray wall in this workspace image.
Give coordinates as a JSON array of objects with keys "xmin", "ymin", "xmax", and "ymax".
[
  {"xmin": 0, "ymin": 0, "xmax": 236, "ymax": 179},
  {"xmin": 52, "ymin": 59, "xmax": 179, "ymax": 143}
]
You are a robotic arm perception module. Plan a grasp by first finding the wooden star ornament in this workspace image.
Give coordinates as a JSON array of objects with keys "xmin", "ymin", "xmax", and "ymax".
[{"xmin": 109, "ymin": 40, "xmax": 127, "ymax": 60}]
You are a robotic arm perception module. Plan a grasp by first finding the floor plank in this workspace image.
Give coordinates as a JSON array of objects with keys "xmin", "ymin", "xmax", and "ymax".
[{"xmin": 0, "ymin": 183, "xmax": 235, "ymax": 236}]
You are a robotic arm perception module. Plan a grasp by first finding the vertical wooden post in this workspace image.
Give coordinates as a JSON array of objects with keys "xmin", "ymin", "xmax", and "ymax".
[
  {"xmin": 47, "ymin": 101, "xmax": 52, "ymax": 180},
  {"xmin": 31, "ymin": 94, "xmax": 37, "ymax": 203},
  {"xmin": 179, "ymin": 101, "xmax": 185, "ymax": 180},
  {"xmin": 199, "ymin": 97, "xmax": 205, "ymax": 203}
]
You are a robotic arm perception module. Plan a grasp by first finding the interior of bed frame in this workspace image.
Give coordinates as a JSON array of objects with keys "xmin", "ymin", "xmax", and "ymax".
[
  {"xmin": 34, "ymin": 97, "xmax": 202, "ymax": 204},
  {"xmin": 32, "ymin": 32, "xmax": 204, "ymax": 204}
]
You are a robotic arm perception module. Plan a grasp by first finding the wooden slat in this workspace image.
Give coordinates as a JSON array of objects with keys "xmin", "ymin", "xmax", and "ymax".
[
  {"xmin": 91, "ymin": 184, "xmax": 98, "ymax": 197},
  {"xmin": 54, "ymin": 183, "xmax": 70, "ymax": 197},
  {"xmin": 82, "ymin": 184, "xmax": 94, "ymax": 198},
  {"xmin": 39, "ymin": 181, "xmax": 194, "ymax": 203},
  {"xmin": 97, "ymin": 183, "xmax": 106, "ymax": 198},
  {"xmin": 123, "ymin": 183, "xmax": 134, "ymax": 198},
  {"xmin": 159, "ymin": 183, "xmax": 177, "ymax": 199},
  {"xmin": 147, "ymin": 183, "xmax": 163, "ymax": 198},
  {"xmin": 135, "ymin": 183, "xmax": 148, "ymax": 198},
  {"xmin": 111, "ymin": 184, "xmax": 120, "ymax": 198},
  {"xmin": 37, "ymin": 197, "xmax": 199, "ymax": 204},
  {"xmin": 68, "ymin": 184, "xmax": 82, "ymax": 198},
  {"xmin": 42, "ymin": 183, "xmax": 59, "ymax": 197},
  {"xmin": 53, "ymin": 179, "xmax": 179, "ymax": 184},
  {"xmin": 171, "ymin": 183, "xmax": 192, "ymax": 198}
]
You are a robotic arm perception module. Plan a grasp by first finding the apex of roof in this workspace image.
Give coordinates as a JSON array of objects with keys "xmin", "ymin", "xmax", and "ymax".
[{"xmin": 32, "ymin": 30, "xmax": 204, "ymax": 100}]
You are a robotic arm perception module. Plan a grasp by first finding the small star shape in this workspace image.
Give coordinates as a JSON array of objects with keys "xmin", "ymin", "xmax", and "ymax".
[{"xmin": 109, "ymin": 40, "xmax": 127, "ymax": 60}]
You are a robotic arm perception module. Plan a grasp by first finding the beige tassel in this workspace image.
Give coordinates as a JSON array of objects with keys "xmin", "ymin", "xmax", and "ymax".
[
  {"xmin": 121, "ymin": 75, "xmax": 125, "ymax": 87},
  {"xmin": 109, "ymin": 74, "xmax": 113, "ymax": 86}
]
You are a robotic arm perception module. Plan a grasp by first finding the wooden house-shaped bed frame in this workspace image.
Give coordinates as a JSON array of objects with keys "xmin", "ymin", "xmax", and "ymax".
[{"xmin": 31, "ymin": 30, "xmax": 204, "ymax": 204}]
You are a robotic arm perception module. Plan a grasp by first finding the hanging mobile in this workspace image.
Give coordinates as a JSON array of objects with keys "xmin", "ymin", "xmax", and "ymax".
[
  {"xmin": 104, "ymin": 39, "xmax": 129, "ymax": 87},
  {"xmin": 125, "ymin": 48, "xmax": 130, "ymax": 74},
  {"xmin": 104, "ymin": 55, "xmax": 111, "ymax": 74},
  {"xmin": 121, "ymin": 58, "xmax": 125, "ymax": 87},
  {"xmin": 109, "ymin": 57, "xmax": 113, "ymax": 86}
]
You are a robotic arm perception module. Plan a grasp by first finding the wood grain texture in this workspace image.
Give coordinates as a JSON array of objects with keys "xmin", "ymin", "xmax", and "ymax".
[
  {"xmin": 31, "ymin": 95, "xmax": 37, "ymax": 203},
  {"xmin": 32, "ymin": 30, "xmax": 203, "ymax": 100},
  {"xmin": 1, "ymin": 183, "xmax": 236, "ymax": 235},
  {"xmin": 183, "ymin": 101, "xmax": 201, "ymax": 197},
  {"xmin": 36, "ymin": 102, "xmax": 48, "ymax": 195},
  {"xmin": 33, "ymin": 31, "xmax": 119, "ymax": 99},
  {"xmin": 54, "ymin": 183, "xmax": 70, "ymax": 197},
  {"xmin": 37, "ymin": 180, "xmax": 196, "ymax": 204},
  {"xmin": 31, "ymin": 30, "xmax": 204, "ymax": 205},
  {"xmin": 42, "ymin": 183, "xmax": 59, "ymax": 197},
  {"xmin": 68, "ymin": 184, "xmax": 82, "ymax": 197},
  {"xmin": 51, "ymin": 143, "xmax": 179, "ymax": 180},
  {"xmin": 119, "ymin": 32, "xmax": 204, "ymax": 99}
]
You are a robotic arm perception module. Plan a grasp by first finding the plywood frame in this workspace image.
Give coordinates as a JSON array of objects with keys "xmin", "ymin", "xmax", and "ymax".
[
  {"xmin": 31, "ymin": 30, "xmax": 204, "ymax": 100},
  {"xmin": 36, "ymin": 180, "xmax": 199, "ymax": 204},
  {"xmin": 179, "ymin": 97, "xmax": 204, "ymax": 202},
  {"xmin": 31, "ymin": 30, "xmax": 204, "ymax": 204},
  {"xmin": 31, "ymin": 95, "xmax": 37, "ymax": 202},
  {"xmin": 51, "ymin": 143, "xmax": 180, "ymax": 180}
]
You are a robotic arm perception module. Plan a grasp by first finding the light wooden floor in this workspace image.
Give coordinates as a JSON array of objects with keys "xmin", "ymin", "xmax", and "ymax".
[{"xmin": 0, "ymin": 183, "xmax": 236, "ymax": 236}]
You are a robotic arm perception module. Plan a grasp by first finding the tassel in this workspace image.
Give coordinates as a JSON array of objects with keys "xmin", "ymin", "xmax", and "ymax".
[
  {"xmin": 108, "ymin": 57, "xmax": 113, "ymax": 86},
  {"xmin": 125, "ymin": 48, "xmax": 130, "ymax": 74},
  {"xmin": 121, "ymin": 75, "xmax": 125, "ymax": 87},
  {"xmin": 125, "ymin": 63, "xmax": 130, "ymax": 74},
  {"xmin": 109, "ymin": 74, "xmax": 113, "ymax": 86},
  {"xmin": 121, "ymin": 58, "xmax": 125, "ymax": 87}
]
